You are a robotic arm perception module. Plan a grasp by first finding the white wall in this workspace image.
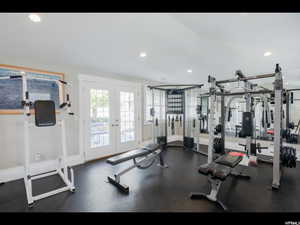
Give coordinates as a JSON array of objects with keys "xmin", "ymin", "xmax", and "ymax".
[{"xmin": 0, "ymin": 59, "xmax": 158, "ymax": 179}]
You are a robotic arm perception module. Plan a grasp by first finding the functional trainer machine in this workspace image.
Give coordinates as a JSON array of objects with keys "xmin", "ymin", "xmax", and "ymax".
[
  {"xmin": 20, "ymin": 73, "xmax": 75, "ymax": 207},
  {"xmin": 147, "ymin": 84, "xmax": 203, "ymax": 150},
  {"xmin": 190, "ymin": 64, "xmax": 292, "ymax": 211}
]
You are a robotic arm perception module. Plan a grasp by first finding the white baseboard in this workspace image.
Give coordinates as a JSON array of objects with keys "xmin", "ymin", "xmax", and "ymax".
[{"xmin": 0, "ymin": 154, "xmax": 84, "ymax": 183}]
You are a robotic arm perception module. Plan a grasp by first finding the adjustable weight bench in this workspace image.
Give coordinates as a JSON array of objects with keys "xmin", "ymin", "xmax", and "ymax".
[
  {"xmin": 190, "ymin": 152, "xmax": 250, "ymax": 211},
  {"xmin": 107, "ymin": 143, "xmax": 168, "ymax": 193}
]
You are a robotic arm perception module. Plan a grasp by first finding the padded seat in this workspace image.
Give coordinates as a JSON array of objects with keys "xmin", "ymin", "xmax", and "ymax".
[
  {"xmin": 198, "ymin": 152, "xmax": 243, "ymax": 180},
  {"xmin": 192, "ymin": 151, "xmax": 249, "ymax": 211},
  {"xmin": 211, "ymin": 164, "xmax": 232, "ymax": 180},
  {"xmin": 143, "ymin": 143, "xmax": 160, "ymax": 151},
  {"xmin": 198, "ymin": 163, "xmax": 211, "ymax": 175},
  {"xmin": 198, "ymin": 163, "xmax": 231, "ymax": 181},
  {"xmin": 107, "ymin": 144, "xmax": 160, "ymax": 165},
  {"xmin": 214, "ymin": 152, "xmax": 243, "ymax": 168}
]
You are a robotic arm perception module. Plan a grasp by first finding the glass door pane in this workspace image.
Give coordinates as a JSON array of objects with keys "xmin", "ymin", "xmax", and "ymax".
[
  {"xmin": 90, "ymin": 89, "xmax": 110, "ymax": 148},
  {"xmin": 120, "ymin": 91, "xmax": 135, "ymax": 143}
]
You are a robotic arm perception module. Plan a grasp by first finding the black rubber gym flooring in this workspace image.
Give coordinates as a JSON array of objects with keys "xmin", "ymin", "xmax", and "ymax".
[{"xmin": 0, "ymin": 144, "xmax": 300, "ymax": 212}]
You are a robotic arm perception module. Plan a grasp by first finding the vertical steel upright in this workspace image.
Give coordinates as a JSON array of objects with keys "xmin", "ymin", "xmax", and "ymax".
[
  {"xmin": 165, "ymin": 90, "xmax": 168, "ymax": 143},
  {"xmin": 22, "ymin": 74, "xmax": 33, "ymax": 204},
  {"xmin": 286, "ymin": 92, "xmax": 290, "ymax": 130},
  {"xmin": 182, "ymin": 90, "xmax": 186, "ymax": 140},
  {"xmin": 272, "ymin": 64, "xmax": 283, "ymax": 189},
  {"xmin": 244, "ymin": 82, "xmax": 252, "ymax": 157},
  {"xmin": 208, "ymin": 76, "xmax": 216, "ymax": 164},
  {"xmin": 151, "ymin": 88, "xmax": 156, "ymax": 144},
  {"xmin": 220, "ymin": 91, "xmax": 225, "ymax": 152}
]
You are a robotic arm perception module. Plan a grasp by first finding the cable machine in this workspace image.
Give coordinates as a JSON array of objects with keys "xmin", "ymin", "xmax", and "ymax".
[{"xmin": 148, "ymin": 84, "xmax": 203, "ymax": 149}]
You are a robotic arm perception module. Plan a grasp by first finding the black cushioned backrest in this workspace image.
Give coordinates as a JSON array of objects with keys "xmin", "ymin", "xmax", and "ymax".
[
  {"xmin": 34, "ymin": 100, "xmax": 56, "ymax": 127},
  {"xmin": 242, "ymin": 112, "xmax": 253, "ymax": 137}
]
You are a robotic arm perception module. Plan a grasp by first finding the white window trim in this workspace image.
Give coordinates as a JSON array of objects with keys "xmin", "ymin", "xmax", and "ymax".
[{"xmin": 144, "ymin": 85, "xmax": 153, "ymax": 125}]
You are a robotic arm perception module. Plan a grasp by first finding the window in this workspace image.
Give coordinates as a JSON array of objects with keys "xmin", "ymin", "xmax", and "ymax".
[
  {"xmin": 120, "ymin": 91, "xmax": 135, "ymax": 143},
  {"xmin": 144, "ymin": 86, "xmax": 153, "ymax": 124},
  {"xmin": 144, "ymin": 86, "xmax": 165, "ymax": 124},
  {"xmin": 90, "ymin": 89, "xmax": 110, "ymax": 148}
]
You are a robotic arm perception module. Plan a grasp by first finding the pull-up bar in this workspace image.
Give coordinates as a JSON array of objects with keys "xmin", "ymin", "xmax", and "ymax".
[
  {"xmin": 215, "ymin": 89, "xmax": 273, "ymax": 96},
  {"xmin": 0, "ymin": 74, "xmax": 68, "ymax": 85},
  {"xmin": 216, "ymin": 73, "xmax": 276, "ymax": 85},
  {"xmin": 287, "ymin": 88, "xmax": 300, "ymax": 92}
]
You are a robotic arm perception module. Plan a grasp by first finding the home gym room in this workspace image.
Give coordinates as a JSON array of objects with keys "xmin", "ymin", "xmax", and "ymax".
[{"xmin": 1, "ymin": 12, "xmax": 300, "ymax": 213}]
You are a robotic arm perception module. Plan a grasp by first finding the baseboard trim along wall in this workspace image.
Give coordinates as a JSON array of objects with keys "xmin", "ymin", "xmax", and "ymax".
[{"xmin": 0, "ymin": 154, "xmax": 84, "ymax": 183}]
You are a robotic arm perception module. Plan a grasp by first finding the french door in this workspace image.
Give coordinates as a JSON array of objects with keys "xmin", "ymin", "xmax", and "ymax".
[{"xmin": 81, "ymin": 79, "xmax": 140, "ymax": 161}]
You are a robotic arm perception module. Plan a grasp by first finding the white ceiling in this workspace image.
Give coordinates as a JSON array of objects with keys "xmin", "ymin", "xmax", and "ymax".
[{"xmin": 0, "ymin": 13, "xmax": 300, "ymax": 85}]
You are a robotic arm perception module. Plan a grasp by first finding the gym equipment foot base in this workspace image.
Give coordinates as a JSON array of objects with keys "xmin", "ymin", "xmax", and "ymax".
[
  {"xmin": 230, "ymin": 172, "xmax": 251, "ymax": 180},
  {"xmin": 190, "ymin": 192, "xmax": 228, "ymax": 211},
  {"xmin": 190, "ymin": 192, "xmax": 206, "ymax": 200},
  {"xmin": 107, "ymin": 176, "xmax": 129, "ymax": 194},
  {"xmin": 272, "ymin": 183, "xmax": 280, "ymax": 190},
  {"xmin": 157, "ymin": 163, "xmax": 168, "ymax": 168},
  {"xmin": 198, "ymin": 150, "xmax": 208, "ymax": 156}
]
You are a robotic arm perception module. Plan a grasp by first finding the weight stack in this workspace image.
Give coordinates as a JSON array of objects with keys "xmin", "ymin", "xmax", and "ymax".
[{"xmin": 184, "ymin": 136, "xmax": 194, "ymax": 149}]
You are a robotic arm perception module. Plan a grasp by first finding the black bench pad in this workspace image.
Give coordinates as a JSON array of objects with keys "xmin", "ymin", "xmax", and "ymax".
[
  {"xmin": 107, "ymin": 144, "xmax": 160, "ymax": 165},
  {"xmin": 143, "ymin": 143, "xmax": 160, "ymax": 151},
  {"xmin": 211, "ymin": 164, "xmax": 231, "ymax": 180},
  {"xmin": 198, "ymin": 153, "xmax": 243, "ymax": 180},
  {"xmin": 198, "ymin": 163, "xmax": 211, "ymax": 175},
  {"xmin": 214, "ymin": 153, "xmax": 243, "ymax": 168},
  {"xmin": 198, "ymin": 163, "xmax": 231, "ymax": 181}
]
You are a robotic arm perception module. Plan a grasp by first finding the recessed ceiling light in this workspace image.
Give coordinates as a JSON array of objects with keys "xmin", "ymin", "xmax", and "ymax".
[
  {"xmin": 29, "ymin": 14, "xmax": 41, "ymax": 23},
  {"xmin": 139, "ymin": 52, "xmax": 147, "ymax": 58},
  {"xmin": 187, "ymin": 69, "xmax": 192, "ymax": 73},
  {"xmin": 264, "ymin": 51, "xmax": 272, "ymax": 57}
]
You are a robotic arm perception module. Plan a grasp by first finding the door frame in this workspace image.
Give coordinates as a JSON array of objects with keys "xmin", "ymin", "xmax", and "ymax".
[
  {"xmin": 117, "ymin": 85, "xmax": 140, "ymax": 154},
  {"xmin": 78, "ymin": 74, "xmax": 142, "ymax": 162},
  {"xmin": 81, "ymin": 81, "xmax": 116, "ymax": 161}
]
